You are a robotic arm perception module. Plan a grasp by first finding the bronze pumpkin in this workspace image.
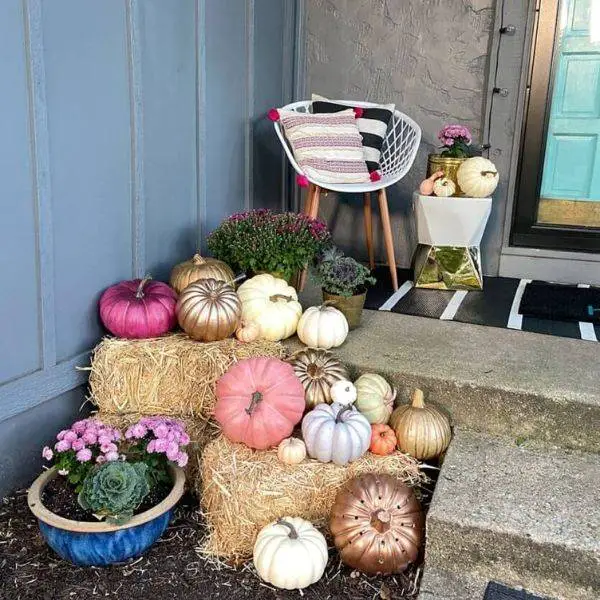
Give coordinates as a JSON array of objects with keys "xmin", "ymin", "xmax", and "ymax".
[
  {"xmin": 170, "ymin": 253, "xmax": 235, "ymax": 293},
  {"xmin": 176, "ymin": 278, "xmax": 241, "ymax": 342},
  {"xmin": 329, "ymin": 473, "xmax": 423, "ymax": 575},
  {"xmin": 287, "ymin": 348, "xmax": 349, "ymax": 409}
]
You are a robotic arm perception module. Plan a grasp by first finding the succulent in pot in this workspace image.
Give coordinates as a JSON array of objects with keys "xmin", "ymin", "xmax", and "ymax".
[
  {"xmin": 313, "ymin": 247, "xmax": 376, "ymax": 329},
  {"xmin": 29, "ymin": 416, "xmax": 189, "ymax": 566}
]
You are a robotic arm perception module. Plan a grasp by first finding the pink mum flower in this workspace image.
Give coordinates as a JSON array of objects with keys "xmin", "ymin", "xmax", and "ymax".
[
  {"xmin": 71, "ymin": 438, "xmax": 86, "ymax": 452},
  {"xmin": 55, "ymin": 440, "xmax": 71, "ymax": 453},
  {"xmin": 56, "ymin": 430, "xmax": 69, "ymax": 441},
  {"xmin": 82, "ymin": 431, "xmax": 97, "ymax": 445},
  {"xmin": 100, "ymin": 442, "xmax": 117, "ymax": 454},
  {"xmin": 154, "ymin": 424, "xmax": 169, "ymax": 439},
  {"xmin": 166, "ymin": 441, "xmax": 180, "ymax": 462},
  {"xmin": 42, "ymin": 446, "xmax": 53, "ymax": 461},
  {"xmin": 176, "ymin": 452, "xmax": 189, "ymax": 468},
  {"xmin": 125, "ymin": 423, "xmax": 147, "ymax": 440},
  {"xmin": 64, "ymin": 431, "xmax": 78, "ymax": 443},
  {"xmin": 104, "ymin": 451, "xmax": 119, "ymax": 462},
  {"xmin": 71, "ymin": 420, "xmax": 88, "ymax": 435},
  {"xmin": 76, "ymin": 448, "xmax": 92, "ymax": 463}
]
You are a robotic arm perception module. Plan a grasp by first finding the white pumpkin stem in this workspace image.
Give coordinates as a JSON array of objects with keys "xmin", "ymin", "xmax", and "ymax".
[
  {"xmin": 135, "ymin": 275, "xmax": 152, "ymax": 299},
  {"xmin": 245, "ymin": 391, "xmax": 263, "ymax": 415},
  {"xmin": 277, "ymin": 518, "xmax": 299, "ymax": 539},
  {"xmin": 480, "ymin": 170, "xmax": 497, "ymax": 177},
  {"xmin": 335, "ymin": 404, "xmax": 353, "ymax": 423},
  {"xmin": 269, "ymin": 294, "xmax": 293, "ymax": 303},
  {"xmin": 411, "ymin": 389, "xmax": 425, "ymax": 408}
]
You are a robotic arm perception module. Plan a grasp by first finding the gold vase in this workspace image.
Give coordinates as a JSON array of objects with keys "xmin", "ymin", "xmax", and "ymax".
[
  {"xmin": 426, "ymin": 155, "xmax": 467, "ymax": 196},
  {"xmin": 322, "ymin": 290, "xmax": 366, "ymax": 330}
]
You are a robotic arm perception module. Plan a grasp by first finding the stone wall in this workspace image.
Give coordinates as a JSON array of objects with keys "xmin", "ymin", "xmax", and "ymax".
[{"xmin": 305, "ymin": 0, "xmax": 495, "ymax": 267}]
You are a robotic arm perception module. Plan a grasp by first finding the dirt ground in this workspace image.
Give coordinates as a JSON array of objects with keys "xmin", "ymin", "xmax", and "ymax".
[{"xmin": 0, "ymin": 490, "xmax": 424, "ymax": 600}]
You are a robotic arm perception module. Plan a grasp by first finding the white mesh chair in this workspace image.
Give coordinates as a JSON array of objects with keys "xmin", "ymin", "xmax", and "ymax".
[{"xmin": 274, "ymin": 100, "xmax": 421, "ymax": 290}]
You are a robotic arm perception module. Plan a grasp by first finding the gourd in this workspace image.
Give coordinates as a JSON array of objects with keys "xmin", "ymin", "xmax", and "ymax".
[
  {"xmin": 418, "ymin": 170, "xmax": 444, "ymax": 196},
  {"xmin": 457, "ymin": 157, "xmax": 499, "ymax": 197},
  {"xmin": 214, "ymin": 357, "xmax": 305, "ymax": 449},
  {"xmin": 330, "ymin": 380, "xmax": 357, "ymax": 406},
  {"xmin": 237, "ymin": 274, "xmax": 302, "ymax": 341},
  {"xmin": 296, "ymin": 305, "xmax": 349, "ymax": 349},
  {"xmin": 369, "ymin": 424, "xmax": 397, "ymax": 456},
  {"xmin": 235, "ymin": 321, "xmax": 260, "ymax": 343},
  {"xmin": 330, "ymin": 473, "xmax": 423, "ymax": 575},
  {"xmin": 176, "ymin": 278, "xmax": 241, "ymax": 342},
  {"xmin": 99, "ymin": 276, "xmax": 178, "ymax": 339},
  {"xmin": 389, "ymin": 389, "xmax": 451, "ymax": 460},
  {"xmin": 301, "ymin": 402, "xmax": 371, "ymax": 465},
  {"xmin": 354, "ymin": 373, "xmax": 396, "ymax": 424},
  {"xmin": 170, "ymin": 253, "xmax": 235, "ymax": 293},
  {"xmin": 433, "ymin": 177, "xmax": 456, "ymax": 197},
  {"xmin": 277, "ymin": 437, "xmax": 307, "ymax": 465},
  {"xmin": 253, "ymin": 517, "xmax": 328, "ymax": 590},
  {"xmin": 287, "ymin": 348, "xmax": 350, "ymax": 409}
]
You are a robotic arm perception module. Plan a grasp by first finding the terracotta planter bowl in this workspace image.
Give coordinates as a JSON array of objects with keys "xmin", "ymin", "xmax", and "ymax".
[{"xmin": 28, "ymin": 465, "xmax": 185, "ymax": 567}]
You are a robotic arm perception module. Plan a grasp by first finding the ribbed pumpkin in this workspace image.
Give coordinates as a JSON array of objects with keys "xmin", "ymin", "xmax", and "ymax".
[
  {"xmin": 170, "ymin": 253, "xmax": 235, "ymax": 293},
  {"xmin": 176, "ymin": 278, "xmax": 241, "ymax": 342},
  {"xmin": 390, "ymin": 389, "xmax": 451, "ymax": 460},
  {"xmin": 288, "ymin": 348, "xmax": 349, "ymax": 409},
  {"xmin": 456, "ymin": 156, "xmax": 499, "ymax": 198},
  {"xmin": 214, "ymin": 357, "xmax": 305, "ymax": 449},
  {"xmin": 277, "ymin": 437, "xmax": 307, "ymax": 465},
  {"xmin": 354, "ymin": 373, "xmax": 396, "ymax": 424},
  {"xmin": 296, "ymin": 305, "xmax": 349, "ymax": 349},
  {"xmin": 329, "ymin": 473, "xmax": 423, "ymax": 575},
  {"xmin": 235, "ymin": 320, "xmax": 260, "ymax": 343},
  {"xmin": 369, "ymin": 424, "xmax": 397, "ymax": 456}
]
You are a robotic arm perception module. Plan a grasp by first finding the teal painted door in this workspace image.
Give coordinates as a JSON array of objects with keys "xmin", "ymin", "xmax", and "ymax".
[{"xmin": 540, "ymin": 0, "xmax": 600, "ymax": 203}]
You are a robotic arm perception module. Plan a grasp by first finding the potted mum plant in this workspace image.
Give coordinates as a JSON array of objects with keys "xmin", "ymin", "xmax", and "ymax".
[
  {"xmin": 28, "ymin": 416, "xmax": 188, "ymax": 567},
  {"xmin": 313, "ymin": 247, "xmax": 376, "ymax": 329},
  {"xmin": 207, "ymin": 209, "xmax": 331, "ymax": 283}
]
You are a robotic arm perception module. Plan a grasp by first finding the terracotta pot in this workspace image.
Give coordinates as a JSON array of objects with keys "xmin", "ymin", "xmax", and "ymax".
[
  {"xmin": 427, "ymin": 154, "xmax": 467, "ymax": 197},
  {"xmin": 28, "ymin": 465, "xmax": 185, "ymax": 567},
  {"xmin": 322, "ymin": 290, "xmax": 366, "ymax": 329}
]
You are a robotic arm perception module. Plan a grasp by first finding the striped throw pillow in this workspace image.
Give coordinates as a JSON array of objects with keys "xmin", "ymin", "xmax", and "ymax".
[
  {"xmin": 277, "ymin": 108, "xmax": 371, "ymax": 184},
  {"xmin": 312, "ymin": 96, "xmax": 395, "ymax": 174}
]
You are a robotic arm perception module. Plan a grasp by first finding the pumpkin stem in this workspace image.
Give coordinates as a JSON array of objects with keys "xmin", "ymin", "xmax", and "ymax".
[
  {"xmin": 135, "ymin": 275, "xmax": 152, "ymax": 299},
  {"xmin": 192, "ymin": 253, "xmax": 206, "ymax": 265},
  {"xmin": 480, "ymin": 170, "xmax": 497, "ymax": 177},
  {"xmin": 277, "ymin": 518, "xmax": 299, "ymax": 539},
  {"xmin": 269, "ymin": 294, "xmax": 293, "ymax": 303},
  {"xmin": 411, "ymin": 389, "xmax": 425, "ymax": 408},
  {"xmin": 245, "ymin": 391, "xmax": 263, "ymax": 415},
  {"xmin": 335, "ymin": 404, "xmax": 353, "ymax": 423},
  {"xmin": 370, "ymin": 509, "xmax": 391, "ymax": 534}
]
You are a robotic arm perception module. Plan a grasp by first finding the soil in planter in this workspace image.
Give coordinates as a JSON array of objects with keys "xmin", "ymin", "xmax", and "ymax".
[{"xmin": 41, "ymin": 475, "xmax": 171, "ymax": 522}]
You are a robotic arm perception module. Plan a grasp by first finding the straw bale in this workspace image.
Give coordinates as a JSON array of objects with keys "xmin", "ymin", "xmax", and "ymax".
[
  {"xmin": 198, "ymin": 436, "xmax": 426, "ymax": 559},
  {"xmin": 88, "ymin": 334, "xmax": 286, "ymax": 418}
]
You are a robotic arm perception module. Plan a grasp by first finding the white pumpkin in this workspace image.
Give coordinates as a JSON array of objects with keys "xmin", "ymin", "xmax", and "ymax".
[
  {"xmin": 354, "ymin": 373, "xmax": 396, "ymax": 424},
  {"xmin": 302, "ymin": 402, "xmax": 371, "ymax": 465},
  {"xmin": 457, "ymin": 157, "xmax": 499, "ymax": 197},
  {"xmin": 253, "ymin": 517, "xmax": 328, "ymax": 590},
  {"xmin": 237, "ymin": 274, "xmax": 302, "ymax": 341},
  {"xmin": 433, "ymin": 177, "xmax": 456, "ymax": 197},
  {"xmin": 297, "ymin": 305, "xmax": 348, "ymax": 349},
  {"xmin": 330, "ymin": 379, "xmax": 357, "ymax": 406},
  {"xmin": 277, "ymin": 437, "xmax": 307, "ymax": 465}
]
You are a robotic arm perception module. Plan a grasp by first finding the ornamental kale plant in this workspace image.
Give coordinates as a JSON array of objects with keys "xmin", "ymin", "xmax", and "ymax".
[
  {"xmin": 314, "ymin": 248, "xmax": 376, "ymax": 297},
  {"xmin": 438, "ymin": 124, "xmax": 473, "ymax": 158},
  {"xmin": 207, "ymin": 209, "xmax": 331, "ymax": 281},
  {"xmin": 78, "ymin": 462, "xmax": 150, "ymax": 525}
]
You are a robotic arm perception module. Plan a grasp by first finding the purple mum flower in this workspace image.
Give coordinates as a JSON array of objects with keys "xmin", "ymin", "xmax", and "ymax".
[{"xmin": 76, "ymin": 448, "xmax": 92, "ymax": 463}]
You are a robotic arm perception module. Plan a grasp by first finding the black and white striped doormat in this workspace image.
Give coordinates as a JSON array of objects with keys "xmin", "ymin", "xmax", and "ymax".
[{"xmin": 365, "ymin": 267, "xmax": 600, "ymax": 342}]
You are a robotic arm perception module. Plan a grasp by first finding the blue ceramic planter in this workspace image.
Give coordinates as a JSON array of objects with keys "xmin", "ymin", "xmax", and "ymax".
[{"xmin": 28, "ymin": 465, "xmax": 185, "ymax": 567}]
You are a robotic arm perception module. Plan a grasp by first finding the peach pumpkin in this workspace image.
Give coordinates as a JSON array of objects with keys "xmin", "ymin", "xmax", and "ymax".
[
  {"xmin": 214, "ymin": 357, "xmax": 305, "ymax": 450},
  {"xmin": 369, "ymin": 424, "xmax": 397, "ymax": 456}
]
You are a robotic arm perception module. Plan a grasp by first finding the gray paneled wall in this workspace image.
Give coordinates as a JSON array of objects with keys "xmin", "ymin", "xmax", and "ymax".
[{"xmin": 0, "ymin": 0, "xmax": 298, "ymax": 497}]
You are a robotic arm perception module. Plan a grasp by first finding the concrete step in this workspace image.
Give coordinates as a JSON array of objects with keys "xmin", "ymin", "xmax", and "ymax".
[
  {"xmin": 289, "ymin": 293, "xmax": 600, "ymax": 452},
  {"xmin": 421, "ymin": 429, "xmax": 600, "ymax": 600}
]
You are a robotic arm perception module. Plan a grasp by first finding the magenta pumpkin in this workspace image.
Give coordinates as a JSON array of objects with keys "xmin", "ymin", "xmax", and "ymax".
[
  {"xmin": 214, "ymin": 357, "xmax": 305, "ymax": 450},
  {"xmin": 99, "ymin": 276, "xmax": 178, "ymax": 339}
]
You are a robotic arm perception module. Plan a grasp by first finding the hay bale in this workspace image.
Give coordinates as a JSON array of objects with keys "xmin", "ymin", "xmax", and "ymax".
[
  {"xmin": 89, "ymin": 334, "xmax": 286, "ymax": 417},
  {"xmin": 198, "ymin": 436, "xmax": 427, "ymax": 560}
]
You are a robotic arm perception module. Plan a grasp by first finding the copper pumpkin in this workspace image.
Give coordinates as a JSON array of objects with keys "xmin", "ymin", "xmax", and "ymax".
[
  {"xmin": 288, "ymin": 348, "xmax": 349, "ymax": 409},
  {"xmin": 170, "ymin": 253, "xmax": 235, "ymax": 293},
  {"xmin": 176, "ymin": 278, "xmax": 241, "ymax": 342},
  {"xmin": 330, "ymin": 473, "xmax": 423, "ymax": 575}
]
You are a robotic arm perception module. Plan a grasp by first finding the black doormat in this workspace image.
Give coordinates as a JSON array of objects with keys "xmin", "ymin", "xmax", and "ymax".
[
  {"xmin": 484, "ymin": 581, "xmax": 548, "ymax": 600},
  {"xmin": 365, "ymin": 267, "xmax": 600, "ymax": 342}
]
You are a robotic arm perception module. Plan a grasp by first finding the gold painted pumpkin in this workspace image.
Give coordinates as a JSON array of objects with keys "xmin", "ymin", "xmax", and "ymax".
[
  {"xmin": 176, "ymin": 278, "xmax": 241, "ymax": 342},
  {"xmin": 235, "ymin": 320, "xmax": 260, "ymax": 343},
  {"xmin": 170, "ymin": 253, "xmax": 235, "ymax": 293},
  {"xmin": 330, "ymin": 473, "xmax": 424, "ymax": 575},
  {"xmin": 456, "ymin": 156, "xmax": 499, "ymax": 197},
  {"xmin": 432, "ymin": 177, "xmax": 456, "ymax": 197},
  {"xmin": 354, "ymin": 373, "xmax": 396, "ymax": 424},
  {"xmin": 277, "ymin": 437, "xmax": 307, "ymax": 465},
  {"xmin": 287, "ymin": 348, "xmax": 349, "ymax": 409},
  {"xmin": 390, "ymin": 389, "xmax": 451, "ymax": 460}
]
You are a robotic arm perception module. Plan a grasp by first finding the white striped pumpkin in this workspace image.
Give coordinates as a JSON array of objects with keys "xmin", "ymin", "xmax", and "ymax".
[{"xmin": 389, "ymin": 389, "xmax": 451, "ymax": 460}]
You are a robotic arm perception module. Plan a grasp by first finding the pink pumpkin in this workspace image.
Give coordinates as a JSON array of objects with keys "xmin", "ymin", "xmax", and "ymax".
[
  {"xmin": 99, "ymin": 276, "xmax": 178, "ymax": 339},
  {"xmin": 214, "ymin": 357, "xmax": 305, "ymax": 449}
]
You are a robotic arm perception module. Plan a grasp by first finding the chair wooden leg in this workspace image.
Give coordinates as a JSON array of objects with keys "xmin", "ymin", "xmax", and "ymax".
[
  {"xmin": 363, "ymin": 192, "xmax": 375, "ymax": 270},
  {"xmin": 299, "ymin": 185, "xmax": 321, "ymax": 291},
  {"xmin": 378, "ymin": 188, "xmax": 398, "ymax": 291}
]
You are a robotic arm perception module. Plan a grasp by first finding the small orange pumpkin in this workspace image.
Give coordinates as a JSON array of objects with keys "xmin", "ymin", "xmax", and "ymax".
[{"xmin": 369, "ymin": 424, "xmax": 397, "ymax": 456}]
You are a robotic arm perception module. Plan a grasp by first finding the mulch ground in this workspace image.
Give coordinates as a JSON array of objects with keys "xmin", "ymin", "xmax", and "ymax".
[{"xmin": 0, "ymin": 487, "xmax": 429, "ymax": 600}]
